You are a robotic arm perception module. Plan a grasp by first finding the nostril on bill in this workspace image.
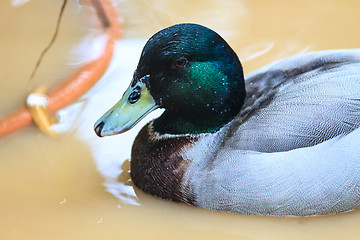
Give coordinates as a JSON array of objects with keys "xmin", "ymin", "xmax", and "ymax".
[{"xmin": 94, "ymin": 121, "xmax": 105, "ymax": 137}]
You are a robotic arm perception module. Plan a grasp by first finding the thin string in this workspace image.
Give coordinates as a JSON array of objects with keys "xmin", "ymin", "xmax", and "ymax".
[{"xmin": 27, "ymin": 0, "xmax": 68, "ymax": 84}]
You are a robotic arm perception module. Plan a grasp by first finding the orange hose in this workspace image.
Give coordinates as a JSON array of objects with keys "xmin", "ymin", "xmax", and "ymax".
[{"xmin": 0, "ymin": 0, "xmax": 121, "ymax": 137}]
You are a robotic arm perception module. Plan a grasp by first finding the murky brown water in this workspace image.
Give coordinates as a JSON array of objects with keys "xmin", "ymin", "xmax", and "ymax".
[{"xmin": 1, "ymin": 0, "xmax": 360, "ymax": 239}]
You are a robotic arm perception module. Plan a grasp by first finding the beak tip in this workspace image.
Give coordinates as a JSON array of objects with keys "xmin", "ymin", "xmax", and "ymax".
[{"xmin": 94, "ymin": 121, "xmax": 105, "ymax": 137}]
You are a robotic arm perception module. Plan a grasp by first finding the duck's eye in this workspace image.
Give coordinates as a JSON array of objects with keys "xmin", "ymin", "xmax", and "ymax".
[
  {"xmin": 172, "ymin": 57, "xmax": 188, "ymax": 69},
  {"xmin": 128, "ymin": 90, "xmax": 141, "ymax": 104}
]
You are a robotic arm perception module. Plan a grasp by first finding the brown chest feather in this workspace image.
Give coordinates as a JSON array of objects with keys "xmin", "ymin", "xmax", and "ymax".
[{"xmin": 130, "ymin": 123, "xmax": 197, "ymax": 203}]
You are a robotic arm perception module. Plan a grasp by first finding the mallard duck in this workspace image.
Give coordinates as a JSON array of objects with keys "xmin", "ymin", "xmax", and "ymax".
[{"xmin": 94, "ymin": 23, "xmax": 360, "ymax": 216}]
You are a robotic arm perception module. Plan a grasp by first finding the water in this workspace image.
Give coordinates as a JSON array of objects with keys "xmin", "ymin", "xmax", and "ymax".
[{"xmin": 1, "ymin": 0, "xmax": 360, "ymax": 239}]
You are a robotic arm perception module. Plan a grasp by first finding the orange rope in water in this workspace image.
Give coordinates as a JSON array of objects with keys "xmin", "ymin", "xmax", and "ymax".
[{"xmin": 0, "ymin": 0, "xmax": 121, "ymax": 137}]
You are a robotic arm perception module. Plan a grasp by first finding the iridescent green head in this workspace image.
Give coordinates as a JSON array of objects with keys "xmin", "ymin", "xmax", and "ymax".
[{"xmin": 95, "ymin": 23, "xmax": 245, "ymax": 136}]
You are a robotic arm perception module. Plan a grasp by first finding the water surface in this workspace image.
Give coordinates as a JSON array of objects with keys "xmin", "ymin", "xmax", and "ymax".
[{"xmin": 1, "ymin": 0, "xmax": 360, "ymax": 239}]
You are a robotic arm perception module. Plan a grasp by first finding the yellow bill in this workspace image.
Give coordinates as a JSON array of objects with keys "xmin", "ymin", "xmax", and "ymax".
[{"xmin": 94, "ymin": 78, "xmax": 158, "ymax": 137}]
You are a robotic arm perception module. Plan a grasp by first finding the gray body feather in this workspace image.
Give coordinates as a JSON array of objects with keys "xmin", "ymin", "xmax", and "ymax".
[
  {"xmin": 182, "ymin": 49, "xmax": 360, "ymax": 216},
  {"xmin": 237, "ymin": 49, "xmax": 360, "ymax": 152}
]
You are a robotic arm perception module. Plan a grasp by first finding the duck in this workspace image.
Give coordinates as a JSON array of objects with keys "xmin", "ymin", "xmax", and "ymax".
[{"xmin": 94, "ymin": 23, "xmax": 360, "ymax": 216}]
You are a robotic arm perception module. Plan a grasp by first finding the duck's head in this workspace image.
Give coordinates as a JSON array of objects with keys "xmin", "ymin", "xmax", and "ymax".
[{"xmin": 94, "ymin": 23, "xmax": 245, "ymax": 136}]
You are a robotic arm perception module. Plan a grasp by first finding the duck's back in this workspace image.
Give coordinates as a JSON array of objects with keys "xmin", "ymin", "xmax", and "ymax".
[
  {"xmin": 231, "ymin": 49, "xmax": 360, "ymax": 152},
  {"xmin": 185, "ymin": 49, "xmax": 360, "ymax": 216}
]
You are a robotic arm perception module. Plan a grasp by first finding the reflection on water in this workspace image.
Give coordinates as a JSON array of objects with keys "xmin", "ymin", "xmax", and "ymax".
[
  {"xmin": 1, "ymin": 0, "xmax": 360, "ymax": 239},
  {"xmin": 11, "ymin": 0, "xmax": 30, "ymax": 7}
]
